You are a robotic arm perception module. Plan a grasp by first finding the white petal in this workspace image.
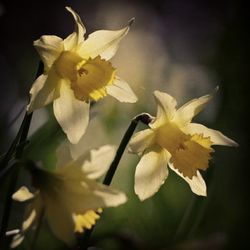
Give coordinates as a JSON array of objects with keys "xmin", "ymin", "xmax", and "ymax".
[
  {"xmin": 150, "ymin": 90, "xmax": 177, "ymax": 128},
  {"xmin": 77, "ymin": 19, "xmax": 134, "ymax": 60},
  {"xmin": 107, "ymin": 77, "xmax": 137, "ymax": 103},
  {"xmin": 65, "ymin": 7, "xmax": 86, "ymax": 48},
  {"xmin": 34, "ymin": 35, "xmax": 63, "ymax": 70},
  {"xmin": 182, "ymin": 123, "xmax": 238, "ymax": 146},
  {"xmin": 135, "ymin": 146, "xmax": 170, "ymax": 201},
  {"xmin": 10, "ymin": 234, "xmax": 25, "ymax": 249},
  {"xmin": 12, "ymin": 186, "xmax": 34, "ymax": 202},
  {"xmin": 169, "ymin": 163, "xmax": 207, "ymax": 196},
  {"xmin": 82, "ymin": 145, "xmax": 116, "ymax": 179},
  {"xmin": 53, "ymin": 82, "xmax": 90, "ymax": 144},
  {"xmin": 174, "ymin": 87, "xmax": 219, "ymax": 126},
  {"xmin": 27, "ymin": 71, "xmax": 60, "ymax": 113},
  {"xmin": 128, "ymin": 129, "xmax": 155, "ymax": 154}
]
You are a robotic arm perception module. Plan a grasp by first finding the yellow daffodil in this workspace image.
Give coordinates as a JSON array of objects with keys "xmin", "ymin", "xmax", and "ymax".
[
  {"xmin": 10, "ymin": 145, "xmax": 126, "ymax": 247},
  {"xmin": 129, "ymin": 88, "xmax": 238, "ymax": 201},
  {"xmin": 27, "ymin": 7, "xmax": 137, "ymax": 144}
]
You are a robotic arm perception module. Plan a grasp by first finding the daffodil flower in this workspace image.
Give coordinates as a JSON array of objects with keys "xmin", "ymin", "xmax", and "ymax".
[
  {"xmin": 129, "ymin": 88, "xmax": 238, "ymax": 201},
  {"xmin": 27, "ymin": 7, "xmax": 137, "ymax": 144},
  {"xmin": 10, "ymin": 145, "xmax": 126, "ymax": 247}
]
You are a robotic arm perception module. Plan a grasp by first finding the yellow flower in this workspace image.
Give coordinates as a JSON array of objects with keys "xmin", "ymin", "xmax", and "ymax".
[
  {"xmin": 10, "ymin": 145, "xmax": 126, "ymax": 247},
  {"xmin": 129, "ymin": 88, "xmax": 238, "ymax": 201},
  {"xmin": 27, "ymin": 7, "xmax": 137, "ymax": 144}
]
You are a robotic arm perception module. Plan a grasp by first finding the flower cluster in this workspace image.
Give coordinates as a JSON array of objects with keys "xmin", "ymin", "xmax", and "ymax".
[{"xmin": 2, "ymin": 6, "xmax": 238, "ymax": 250}]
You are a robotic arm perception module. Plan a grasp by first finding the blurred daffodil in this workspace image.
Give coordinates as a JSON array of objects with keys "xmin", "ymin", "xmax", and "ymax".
[
  {"xmin": 129, "ymin": 88, "xmax": 238, "ymax": 201},
  {"xmin": 10, "ymin": 145, "xmax": 126, "ymax": 247},
  {"xmin": 27, "ymin": 7, "xmax": 137, "ymax": 144}
]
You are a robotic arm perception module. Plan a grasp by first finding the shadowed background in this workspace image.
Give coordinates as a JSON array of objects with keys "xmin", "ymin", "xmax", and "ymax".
[{"xmin": 0, "ymin": 0, "xmax": 248, "ymax": 249}]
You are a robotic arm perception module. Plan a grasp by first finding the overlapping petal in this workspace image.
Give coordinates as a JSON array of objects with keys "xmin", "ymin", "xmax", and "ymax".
[{"xmin": 135, "ymin": 146, "xmax": 170, "ymax": 201}]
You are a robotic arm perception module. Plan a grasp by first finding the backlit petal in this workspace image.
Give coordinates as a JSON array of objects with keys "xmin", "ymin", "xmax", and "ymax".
[
  {"xmin": 34, "ymin": 35, "xmax": 63, "ymax": 70},
  {"xmin": 169, "ymin": 163, "xmax": 207, "ymax": 196},
  {"xmin": 56, "ymin": 141, "xmax": 73, "ymax": 168},
  {"xmin": 12, "ymin": 186, "xmax": 34, "ymax": 202},
  {"xmin": 182, "ymin": 123, "xmax": 238, "ymax": 146},
  {"xmin": 53, "ymin": 81, "xmax": 90, "ymax": 144},
  {"xmin": 129, "ymin": 129, "xmax": 155, "ymax": 154},
  {"xmin": 150, "ymin": 90, "xmax": 177, "ymax": 128},
  {"xmin": 174, "ymin": 87, "xmax": 218, "ymax": 126},
  {"xmin": 78, "ymin": 19, "xmax": 134, "ymax": 60},
  {"xmin": 27, "ymin": 70, "xmax": 60, "ymax": 113},
  {"xmin": 135, "ymin": 146, "xmax": 170, "ymax": 201},
  {"xmin": 65, "ymin": 7, "xmax": 86, "ymax": 49},
  {"xmin": 107, "ymin": 77, "xmax": 137, "ymax": 103}
]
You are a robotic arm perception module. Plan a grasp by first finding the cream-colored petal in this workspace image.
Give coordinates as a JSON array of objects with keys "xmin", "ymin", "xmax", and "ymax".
[
  {"xmin": 82, "ymin": 145, "xmax": 116, "ymax": 179},
  {"xmin": 174, "ymin": 87, "xmax": 219, "ymax": 126},
  {"xmin": 77, "ymin": 19, "xmax": 134, "ymax": 60},
  {"xmin": 182, "ymin": 123, "xmax": 238, "ymax": 146},
  {"xmin": 27, "ymin": 70, "xmax": 60, "ymax": 113},
  {"xmin": 65, "ymin": 7, "xmax": 86, "ymax": 48},
  {"xmin": 169, "ymin": 163, "xmax": 207, "ymax": 196},
  {"xmin": 135, "ymin": 146, "xmax": 170, "ymax": 201},
  {"xmin": 150, "ymin": 90, "xmax": 177, "ymax": 128},
  {"xmin": 56, "ymin": 141, "xmax": 73, "ymax": 168},
  {"xmin": 34, "ymin": 35, "xmax": 63, "ymax": 70},
  {"xmin": 107, "ymin": 77, "xmax": 137, "ymax": 103},
  {"xmin": 12, "ymin": 186, "xmax": 34, "ymax": 202},
  {"xmin": 53, "ymin": 81, "xmax": 90, "ymax": 144},
  {"xmin": 10, "ymin": 234, "xmax": 25, "ymax": 249},
  {"xmin": 46, "ymin": 198, "xmax": 76, "ymax": 246},
  {"xmin": 128, "ymin": 129, "xmax": 155, "ymax": 154}
]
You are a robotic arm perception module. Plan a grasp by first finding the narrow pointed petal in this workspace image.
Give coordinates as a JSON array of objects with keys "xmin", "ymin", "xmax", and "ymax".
[
  {"xmin": 107, "ymin": 77, "xmax": 137, "ymax": 103},
  {"xmin": 169, "ymin": 163, "xmax": 207, "ymax": 196},
  {"xmin": 174, "ymin": 87, "xmax": 219, "ymax": 126},
  {"xmin": 129, "ymin": 129, "xmax": 155, "ymax": 154},
  {"xmin": 150, "ymin": 90, "xmax": 177, "ymax": 128},
  {"xmin": 27, "ymin": 71, "xmax": 60, "ymax": 113},
  {"xmin": 135, "ymin": 146, "xmax": 170, "ymax": 201},
  {"xmin": 53, "ymin": 81, "xmax": 90, "ymax": 144},
  {"xmin": 78, "ymin": 19, "xmax": 134, "ymax": 60},
  {"xmin": 10, "ymin": 234, "xmax": 25, "ymax": 249},
  {"xmin": 182, "ymin": 123, "xmax": 238, "ymax": 146},
  {"xmin": 65, "ymin": 7, "xmax": 86, "ymax": 49},
  {"xmin": 12, "ymin": 186, "xmax": 34, "ymax": 202},
  {"xmin": 82, "ymin": 145, "xmax": 116, "ymax": 179},
  {"xmin": 34, "ymin": 35, "xmax": 63, "ymax": 70}
]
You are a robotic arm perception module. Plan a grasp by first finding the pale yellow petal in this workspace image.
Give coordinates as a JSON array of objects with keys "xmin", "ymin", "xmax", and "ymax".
[
  {"xmin": 174, "ymin": 87, "xmax": 219, "ymax": 126},
  {"xmin": 169, "ymin": 163, "xmax": 207, "ymax": 196},
  {"xmin": 78, "ymin": 19, "xmax": 134, "ymax": 60},
  {"xmin": 10, "ymin": 234, "xmax": 25, "ymax": 249},
  {"xmin": 135, "ymin": 146, "xmax": 170, "ymax": 201},
  {"xmin": 12, "ymin": 186, "xmax": 34, "ymax": 202},
  {"xmin": 53, "ymin": 81, "xmax": 90, "ymax": 144},
  {"xmin": 65, "ymin": 7, "xmax": 86, "ymax": 48},
  {"xmin": 33, "ymin": 35, "xmax": 63, "ymax": 70},
  {"xmin": 106, "ymin": 77, "xmax": 137, "ymax": 103},
  {"xmin": 27, "ymin": 70, "xmax": 60, "ymax": 113},
  {"xmin": 82, "ymin": 145, "xmax": 116, "ymax": 179},
  {"xmin": 150, "ymin": 90, "xmax": 177, "ymax": 128},
  {"xmin": 182, "ymin": 123, "xmax": 238, "ymax": 146},
  {"xmin": 128, "ymin": 129, "xmax": 155, "ymax": 154}
]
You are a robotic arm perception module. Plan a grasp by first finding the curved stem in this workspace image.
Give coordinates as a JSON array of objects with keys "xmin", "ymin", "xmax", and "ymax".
[{"xmin": 79, "ymin": 113, "xmax": 152, "ymax": 249}]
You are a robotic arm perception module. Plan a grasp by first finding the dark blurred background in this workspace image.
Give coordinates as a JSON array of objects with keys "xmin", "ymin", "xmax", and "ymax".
[{"xmin": 0, "ymin": 0, "xmax": 248, "ymax": 249}]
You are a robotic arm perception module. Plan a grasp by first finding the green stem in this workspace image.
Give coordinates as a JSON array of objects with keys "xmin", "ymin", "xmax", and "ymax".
[
  {"xmin": 0, "ymin": 62, "xmax": 43, "ymax": 246},
  {"xmin": 79, "ymin": 113, "xmax": 152, "ymax": 249}
]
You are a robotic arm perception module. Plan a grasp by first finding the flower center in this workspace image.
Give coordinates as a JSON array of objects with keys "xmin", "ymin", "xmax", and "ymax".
[
  {"xmin": 55, "ymin": 51, "xmax": 116, "ymax": 102},
  {"xmin": 156, "ymin": 122, "xmax": 213, "ymax": 178}
]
